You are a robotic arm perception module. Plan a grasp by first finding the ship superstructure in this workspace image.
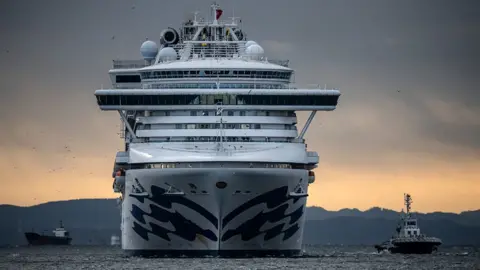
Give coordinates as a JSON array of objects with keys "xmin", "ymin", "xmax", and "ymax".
[{"xmin": 95, "ymin": 3, "xmax": 341, "ymax": 257}]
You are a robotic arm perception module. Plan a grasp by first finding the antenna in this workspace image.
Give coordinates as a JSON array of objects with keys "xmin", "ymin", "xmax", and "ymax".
[
  {"xmin": 229, "ymin": 4, "xmax": 239, "ymax": 25},
  {"xmin": 211, "ymin": 2, "xmax": 219, "ymax": 25},
  {"xmin": 193, "ymin": 11, "xmax": 200, "ymax": 25},
  {"xmin": 404, "ymin": 193, "xmax": 412, "ymax": 215}
]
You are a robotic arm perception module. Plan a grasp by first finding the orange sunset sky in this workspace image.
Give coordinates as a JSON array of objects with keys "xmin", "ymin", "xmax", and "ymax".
[{"xmin": 0, "ymin": 0, "xmax": 479, "ymax": 213}]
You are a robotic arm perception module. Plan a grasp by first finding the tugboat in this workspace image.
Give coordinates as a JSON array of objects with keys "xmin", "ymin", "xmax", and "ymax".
[
  {"xmin": 25, "ymin": 221, "xmax": 72, "ymax": 246},
  {"xmin": 375, "ymin": 194, "xmax": 442, "ymax": 254}
]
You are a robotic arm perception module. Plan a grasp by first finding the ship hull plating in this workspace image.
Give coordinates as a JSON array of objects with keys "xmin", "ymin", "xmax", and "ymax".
[
  {"xmin": 122, "ymin": 168, "xmax": 309, "ymax": 257},
  {"xmin": 390, "ymin": 242, "xmax": 441, "ymax": 254},
  {"xmin": 25, "ymin": 233, "xmax": 72, "ymax": 246}
]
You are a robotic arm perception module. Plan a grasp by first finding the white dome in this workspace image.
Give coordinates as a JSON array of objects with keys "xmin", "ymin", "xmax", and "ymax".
[
  {"xmin": 245, "ymin": 41, "xmax": 257, "ymax": 48},
  {"xmin": 158, "ymin": 47, "xmax": 177, "ymax": 61},
  {"xmin": 140, "ymin": 40, "xmax": 158, "ymax": 60},
  {"xmin": 245, "ymin": 44, "xmax": 264, "ymax": 56}
]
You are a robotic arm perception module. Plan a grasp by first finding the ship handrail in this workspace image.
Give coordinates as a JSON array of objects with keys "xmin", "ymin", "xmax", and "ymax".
[{"xmin": 112, "ymin": 60, "xmax": 148, "ymax": 69}]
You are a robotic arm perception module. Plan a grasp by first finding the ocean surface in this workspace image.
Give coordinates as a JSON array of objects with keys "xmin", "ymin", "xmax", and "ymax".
[{"xmin": 0, "ymin": 245, "xmax": 478, "ymax": 270}]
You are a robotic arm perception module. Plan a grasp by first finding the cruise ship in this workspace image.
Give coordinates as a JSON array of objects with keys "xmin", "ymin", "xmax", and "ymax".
[{"xmin": 95, "ymin": 3, "xmax": 341, "ymax": 257}]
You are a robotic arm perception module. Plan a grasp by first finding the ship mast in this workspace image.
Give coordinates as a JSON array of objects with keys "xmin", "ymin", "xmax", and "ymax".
[
  {"xmin": 211, "ymin": 2, "xmax": 220, "ymax": 25},
  {"xmin": 404, "ymin": 193, "xmax": 412, "ymax": 218}
]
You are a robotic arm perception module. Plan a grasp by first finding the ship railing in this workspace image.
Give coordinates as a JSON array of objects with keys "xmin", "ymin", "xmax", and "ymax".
[
  {"xmin": 112, "ymin": 84, "xmax": 140, "ymax": 89},
  {"xmin": 158, "ymin": 44, "xmax": 290, "ymax": 67},
  {"xmin": 185, "ymin": 19, "xmax": 241, "ymax": 27},
  {"xmin": 112, "ymin": 60, "xmax": 148, "ymax": 69},
  {"xmin": 137, "ymin": 83, "xmax": 338, "ymax": 90},
  {"xmin": 287, "ymin": 83, "xmax": 339, "ymax": 90},
  {"xmin": 140, "ymin": 83, "xmax": 296, "ymax": 90},
  {"xmin": 111, "ymin": 56, "xmax": 289, "ymax": 69}
]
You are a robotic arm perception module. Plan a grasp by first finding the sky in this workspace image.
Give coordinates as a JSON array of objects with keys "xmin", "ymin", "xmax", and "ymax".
[{"xmin": 0, "ymin": 0, "xmax": 479, "ymax": 213}]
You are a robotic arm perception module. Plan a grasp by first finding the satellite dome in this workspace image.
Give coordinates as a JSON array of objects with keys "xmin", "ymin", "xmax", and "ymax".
[
  {"xmin": 245, "ymin": 41, "xmax": 257, "ymax": 48},
  {"xmin": 140, "ymin": 40, "xmax": 158, "ymax": 60},
  {"xmin": 245, "ymin": 44, "xmax": 264, "ymax": 57},
  {"xmin": 158, "ymin": 47, "xmax": 177, "ymax": 61}
]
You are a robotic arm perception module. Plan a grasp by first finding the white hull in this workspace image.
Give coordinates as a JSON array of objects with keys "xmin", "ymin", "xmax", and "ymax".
[{"xmin": 121, "ymin": 168, "xmax": 309, "ymax": 257}]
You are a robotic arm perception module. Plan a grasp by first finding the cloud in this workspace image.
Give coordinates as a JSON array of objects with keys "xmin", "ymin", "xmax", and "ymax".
[
  {"xmin": 424, "ymin": 99, "xmax": 480, "ymax": 127},
  {"xmin": 0, "ymin": 0, "xmax": 479, "ymax": 211}
]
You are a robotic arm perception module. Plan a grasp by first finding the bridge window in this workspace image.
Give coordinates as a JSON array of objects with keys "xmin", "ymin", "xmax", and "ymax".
[
  {"xmin": 116, "ymin": 75, "xmax": 141, "ymax": 83},
  {"xmin": 96, "ymin": 94, "xmax": 339, "ymax": 107}
]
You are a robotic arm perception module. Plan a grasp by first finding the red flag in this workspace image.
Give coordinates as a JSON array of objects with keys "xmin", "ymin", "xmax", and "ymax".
[{"xmin": 216, "ymin": 9, "xmax": 223, "ymax": 20}]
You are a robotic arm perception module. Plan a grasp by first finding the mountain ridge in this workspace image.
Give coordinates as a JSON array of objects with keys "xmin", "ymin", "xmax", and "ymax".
[
  {"xmin": 3, "ymin": 199, "xmax": 478, "ymax": 215},
  {"xmin": 1, "ymin": 199, "xmax": 479, "ymax": 247}
]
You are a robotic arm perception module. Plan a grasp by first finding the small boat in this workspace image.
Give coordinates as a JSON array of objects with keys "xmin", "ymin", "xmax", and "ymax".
[
  {"xmin": 375, "ymin": 194, "xmax": 442, "ymax": 254},
  {"xmin": 111, "ymin": 235, "xmax": 121, "ymax": 246},
  {"xmin": 25, "ymin": 220, "xmax": 72, "ymax": 246}
]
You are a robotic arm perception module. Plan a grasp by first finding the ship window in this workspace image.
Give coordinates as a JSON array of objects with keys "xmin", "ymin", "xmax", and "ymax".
[
  {"xmin": 140, "ymin": 70, "xmax": 291, "ymax": 80},
  {"xmin": 96, "ymin": 94, "xmax": 339, "ymax": 107},
  {"xmin": 116, "ymin": 75, "xmax": 141, "ymax": 83},
  {"xmin": 227, "ymin": 111, "xmax": 234, "ymax": 116}
]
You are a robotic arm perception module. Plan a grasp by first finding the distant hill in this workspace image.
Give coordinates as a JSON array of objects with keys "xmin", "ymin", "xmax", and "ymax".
[
  {"xmin": 306, "ymin": 206, "xmax": 480, "ymax": 226},
  {"xmin": 1, "ymin": 199, "xmax": 479, "ymax": 247}
]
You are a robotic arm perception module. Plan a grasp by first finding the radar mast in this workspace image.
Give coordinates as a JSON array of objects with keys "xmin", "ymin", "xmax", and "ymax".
[{"xmin": 404, "ymin": 193, "xmax": 412, "ymax": 217}]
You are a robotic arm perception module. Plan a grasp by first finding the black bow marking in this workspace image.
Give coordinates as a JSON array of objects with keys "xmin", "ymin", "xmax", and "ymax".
[
  {"xmin": 130, "ymin": 185, "xmax": 218, "ymax": 228},
  {"xmin": 221, "ymin": 186, "xmax": 305, "ymax": 242},
  {"xmin": 131, "ymin": 204, "xmax": 217, "ymax": 242},
  {"xmin": 129, "ymin": 185, "xmax": 219, "ymax": 242}
]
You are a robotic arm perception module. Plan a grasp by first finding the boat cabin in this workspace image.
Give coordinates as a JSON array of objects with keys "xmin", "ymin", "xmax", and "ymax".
[
  {"xmin": 401, "ymin": 218, "xmax": 421, "ymax": 237},
  {"xmin": 53, "ymin": 221, "xmax": 69, "ymax": 238}
]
